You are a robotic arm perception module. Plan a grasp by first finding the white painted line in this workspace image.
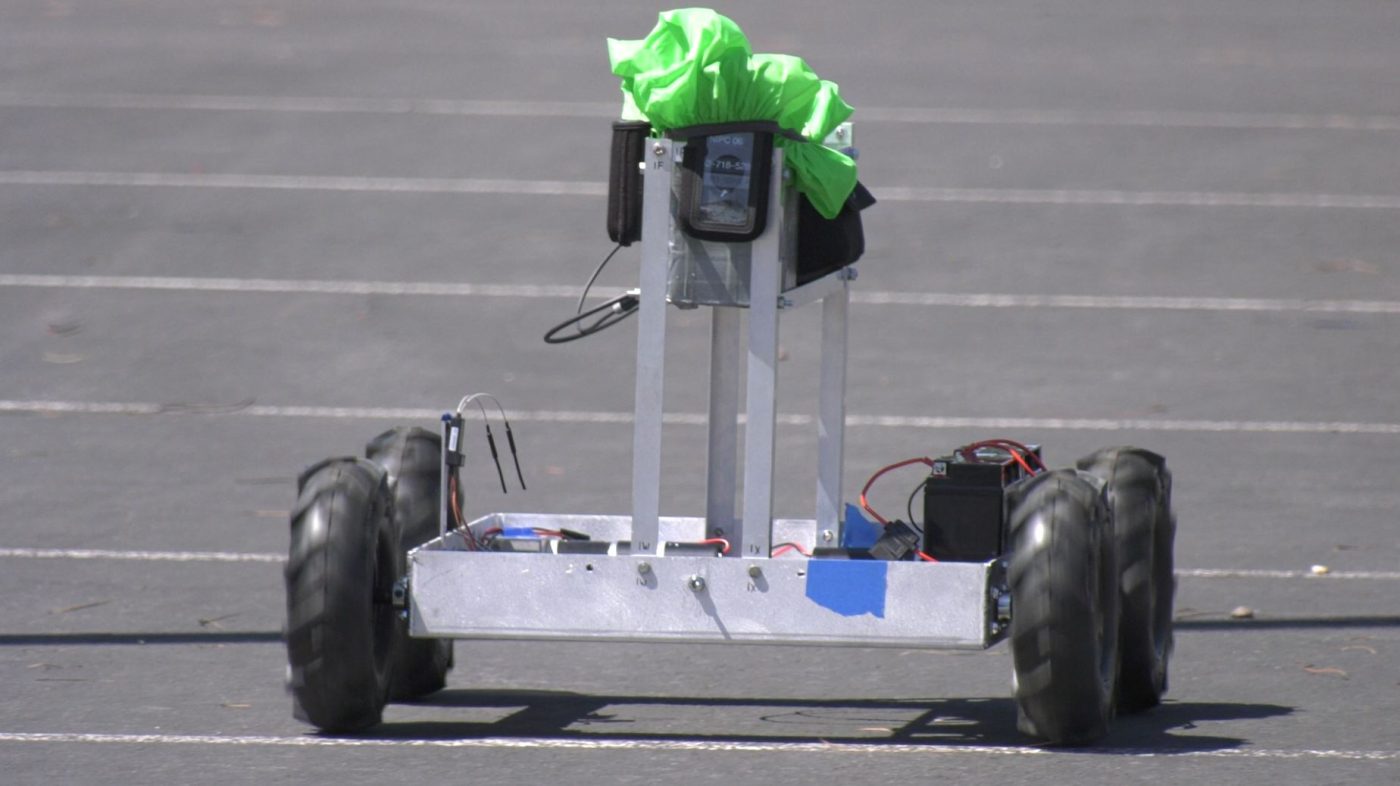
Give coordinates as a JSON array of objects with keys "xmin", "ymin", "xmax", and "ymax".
[
  {"xmin": 0, "ymin": 274, "xmax": 584, "ymax": 299},
  {"xmin": 0, "ymin": 92, "xmax": 619, "ymax": 118},
  {"xmin": 875, "ymin": 186, "xmax": 1400, "ymax": 210},
  {"xmin": 4, "ymin": 399, "xmax": 1400, "ymax": 436},
  {"xmin": 3, "ymin": 547, "xmax": 1399, "ymax": 582},
  {"xmin": 5, "ymin": 92, "xmax": 1400, "ymax": 132},
  {"xmin": 852, "ymin": 291, "xmax": 1400, "ymax": 315},
  {"xmin": 4, "ymin": 274, "xmax": 1400, "ymax": 317},
  {"xmin": 0, "ymin": 171, "xmax": 605, "ymax": 197},
  {"xmin": 0, "ymin": 547, "xmax": 283, "ymax": 564},
  {"xmin": 4, "ymin": 170, "xmax": 1400, "ymax": 211},
  {"xmin": 0, "ymin": 731, "xmax": 1393, "ymax": 761},
  {"xmin": 1176, "ymin": 568, "xmax": 1400, "ymax": 581},
  {"xmin": 858, "ymin": 106, "xmax": 1400, "ymax": 133},
  {"xmin": 842, "ymin": 414, "xmax": 1400, "ymax": 436}
]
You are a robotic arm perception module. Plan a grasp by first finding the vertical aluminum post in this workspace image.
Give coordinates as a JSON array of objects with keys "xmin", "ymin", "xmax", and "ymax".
[
  {"xmin": 816, "ymin": 281, "xmax": 849, "ymax": 536},
  {"xmin": 739, "ymin": 149, "xmax": 785, "ymax": 559},
  {"xmin": 705, "ymin": 306, "xmax": 742, "ymax": 542},
  {"xmin": 440, "ymin": 415, "xmax": 452, "ymax": 538},
  {"xmin": 630, "ymin": 139, "xmax": 673, "ymax": 556}
]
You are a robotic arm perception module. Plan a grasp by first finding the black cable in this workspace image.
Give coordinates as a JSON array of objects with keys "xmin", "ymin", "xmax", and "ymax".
[
  {"xmin": 574, "ymin": 243, "xmax": 624, "ymax": 337},
  {"xmin": 483, "ymin": 424, "xmax": 508, "ymax": 494},
  {"xmin": 905, "ymin": 477, "xmax": 929, "ymax": 536},
  {"xmin": 504, "ymin": 422, "xmax": 526, "ymax": 491},
  {"xmin": 543, "ymin": 292, "xmax": 639, "ymax": 344},
  {"xmin": 543, "ymin": 242, "xmax": 639, "ymax": 343}
]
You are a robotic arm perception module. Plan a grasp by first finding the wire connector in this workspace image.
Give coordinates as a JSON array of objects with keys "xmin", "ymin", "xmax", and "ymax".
[
  {"xmin": 443, "ymin": 412, "xmax": 465, "ymax": 468},
  {"xmin": 869, "ymin": 520, "xmax": 922, "ymax": 561}
]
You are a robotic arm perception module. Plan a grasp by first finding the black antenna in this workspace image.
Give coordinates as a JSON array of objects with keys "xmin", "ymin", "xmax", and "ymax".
[
  {"xmin": 504, "ymin": 420, "xmax": 527, "ymax": 491},
  {"xmin": 483, "ymin": 423, "xmax": 508, "ymax": 494}
]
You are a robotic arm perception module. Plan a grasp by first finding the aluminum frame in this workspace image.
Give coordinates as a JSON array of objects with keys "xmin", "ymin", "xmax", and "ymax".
[
  {"xmin": 413, "ymin": 126, "xmax": 1006, "ymax": 651},
  {"xmin": 410, "ymin": 514, "xmax": 1007, "ymax": 649}
]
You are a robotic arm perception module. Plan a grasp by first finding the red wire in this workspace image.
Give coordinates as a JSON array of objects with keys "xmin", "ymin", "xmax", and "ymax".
[
  {"xmin": 959, "ymin": 439, "xmax": 1046, "ymax": 474},
  {"xmin": 917, "ymin": 551, "xmax": 938, "ymax": 563},
  {"xmin": 772, "ymin": 542, "xmax": 812, "ymax": 558},
  {"xmin": 450, "ymin": 474, "xmax": 480, "ymax": 550},
  {"xmin": 697, "ymin": 537, "xmax": 732, "ymax": 555},
  {"xmin": 860, "ymin": 456, "xmax": 935, "ymax": 525}
]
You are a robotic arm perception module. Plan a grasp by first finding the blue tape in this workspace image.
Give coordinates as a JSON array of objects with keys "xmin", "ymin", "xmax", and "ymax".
[
  {"xmin": 804, "ymin": 559, "xmax": 887, "ymax": 618},
  {"xmin": 841, "ymin": 503, "xmax": 881, "ymax": 549},
  {"xmin": 500, "ymin": 527, "xmax": 538, "ymax": 538}
]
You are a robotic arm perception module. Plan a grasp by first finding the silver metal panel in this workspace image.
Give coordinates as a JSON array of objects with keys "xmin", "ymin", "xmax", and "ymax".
[
  {"xmin": 778, "ymin": 266, "xmax": 854, "ymax": 310},
  {"xmin": 740, "ymin": 148, "xmax": 786, "ymax": 559},
  {"xmin": 630, "ymin": 139, "xmax": 674, "ymax": 556},
  {"xmin": 816, "ymin": 282, "xmax": 849, "ymax": 535},
  {"xmin": 705, "ymin": 306, "xmax": 741, "ymax": 541},
  {"xmin": 439, "ymin": 418, "xmax": 450, "ymax": 538},
  {"xmin": 823, "ymin": 121, "xmax": 854, "ymax": 150},
  {"xmin": 410, "ymin": 547, "xmax": 1002, "ymax": 649},
  {"xmin": 664, "ymin": 144, "xmax": 799, "ymax": 309}
]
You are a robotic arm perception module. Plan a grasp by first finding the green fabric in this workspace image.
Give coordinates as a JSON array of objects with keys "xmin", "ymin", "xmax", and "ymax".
[{"xmin": 608, "ymin": 8, "xmax": 857, "ymax": 219}]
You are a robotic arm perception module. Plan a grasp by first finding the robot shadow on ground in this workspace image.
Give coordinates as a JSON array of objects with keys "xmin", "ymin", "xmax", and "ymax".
[{"xmin": 355, "ymin": 689, "xmax": 1292, "ymax": 753}]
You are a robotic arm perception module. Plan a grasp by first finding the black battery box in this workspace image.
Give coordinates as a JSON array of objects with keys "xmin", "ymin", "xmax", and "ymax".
[{"xmin": 922, "ymin": 445, "xmax": 1040, "ymax": 561}]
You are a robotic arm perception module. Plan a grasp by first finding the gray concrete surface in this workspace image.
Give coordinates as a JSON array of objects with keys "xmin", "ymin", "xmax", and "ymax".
[{"xmin": 1, "ymin": 1, "xmax": 1397, "ymax": 783}]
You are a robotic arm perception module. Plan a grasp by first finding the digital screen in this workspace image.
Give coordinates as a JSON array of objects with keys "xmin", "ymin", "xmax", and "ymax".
[{"xmin": 696, "ymin": 133, "xmax": 754, "ymax": 228}]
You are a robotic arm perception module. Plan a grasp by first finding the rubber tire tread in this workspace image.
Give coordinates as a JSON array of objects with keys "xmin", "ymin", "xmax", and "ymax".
[
  {"xmin": 285, "ymin": 457, "xmax": 400, "ymax": 732},
  {"xmin": 1008, "ymin": 469, "xmax": 1120, "ymax": 745},
  {"xmin": 1077, "ymin": 447, "xmax": 1175, "ymax": 713},
  {"xmin": 366, "ymin": 427, "xmax": 454, "ymax": 699}
]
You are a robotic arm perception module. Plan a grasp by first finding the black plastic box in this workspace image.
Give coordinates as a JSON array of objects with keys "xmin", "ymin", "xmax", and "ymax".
[{"xmin": 922, "ymin": 448, "xmax": 1038, "ymax": 561}]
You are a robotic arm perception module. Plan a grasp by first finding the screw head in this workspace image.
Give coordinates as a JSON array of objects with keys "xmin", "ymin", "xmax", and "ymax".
[
  {"xmin": 996, "ymin": 593, "xmax": 1012, "ymax": 623},
  {"xmin": 637, "ymin": 562, "xmax": 652, "ymax": 575},
  {"xmin": 687, "ymin": 575, "xmax": 706, "ymax": 592},
  {"xmin": 652, "ymin": 142, "xmax": 665, "ymax": 156},
  {"xmin": 821, "ymin": 530, "xmax": 835, "ymax": 543},
  {"xmin": 747, "ymin": 565, "xmax": 762, "ymax": 579}
]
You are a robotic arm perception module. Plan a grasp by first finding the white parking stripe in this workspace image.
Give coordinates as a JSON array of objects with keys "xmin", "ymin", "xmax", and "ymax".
[
  {"xmin": 855, "ymin": 291, "xmax": 1400, "ymax": 314},
  {"xmin": 0, "ymin": 548, "xmax": 284, "ymax": 564},
  {"xmin": 1175, "ymin": 568, "xmax": 1400, "ymax": 581},
  {"xmin": 0, "ymin": 274, "xmax": 583, "ymax": 299},
  {"xmin": 858, "ymin": 106, "xmax": 1400, "ymax": 132},
  {"xmin": 0, "ymin": 92, "xmax": 618, "ymax": 118},
  {"xmin": 0, "ymin": 170, "xmax": 605, "ymax": 197},
  {"xmin": 3, "ymin": 399, "xmax": 1400, "ymax": 436},
  {"xmin": 3, "ymin": 274, "xmax": 1399, "ymax": 317},
  {"xmin": 876, "ymin": 186, "xmax": 1400, "ymax": 210},
  {"xmin": 5, "ymin": 170, "xmax": 1400, "ymax": 210},
  {"xmin": 4, "ymin": 92, "xmax": 1400, "ymax": 132},
  {"xmin": 0, "ymin": 731, "xmax": 1393, "ymax": 760}
]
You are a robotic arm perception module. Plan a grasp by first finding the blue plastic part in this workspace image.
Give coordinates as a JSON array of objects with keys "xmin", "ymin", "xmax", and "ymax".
[
  {"xmin": 500, "ymin": 527, "xmax": 539, "ymax": 538},
  {"xmin": 804, "ymin": 559, "xmax": 887, "ymax": 618},
  {"xmin": 841, "ymin": 503, "xmax": 881, "ymax": 549}
]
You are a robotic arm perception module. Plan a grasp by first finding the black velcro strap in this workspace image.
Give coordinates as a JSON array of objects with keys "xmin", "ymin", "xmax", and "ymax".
[{"xmin": 607, "ymin": 120, "xmax": 650, "ymax": 246}]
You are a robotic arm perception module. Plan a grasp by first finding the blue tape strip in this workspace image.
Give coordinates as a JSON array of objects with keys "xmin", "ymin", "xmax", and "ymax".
[
  {"xmin": 804, "ymin": 559, "xmax": 887, "ymax": 618},
  {"xmin": 841, "ymin": 503, "xmax": 881, "ymax": 549},
  {"xmin": 500, "ymin": 527, "xmax": 538, "ymax": 538}
]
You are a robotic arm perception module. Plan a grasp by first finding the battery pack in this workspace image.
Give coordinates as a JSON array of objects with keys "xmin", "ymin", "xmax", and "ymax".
[{"xmin": 922, "ymin": 446, "xmax": 1039, "ymax": 561}]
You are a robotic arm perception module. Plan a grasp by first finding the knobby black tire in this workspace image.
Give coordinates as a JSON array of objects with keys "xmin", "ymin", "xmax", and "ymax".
[
  {"xmin": 366, "ymin": 427, "xmax": 454, "ymax": 700},
  {"xmin": 285, "ymin": 457, "xmax": 401, "ymax": 732},
  {"xmin": 1007, "ymin": 469, "xmax": 1120, "ymax": 745},
  {"xmin": 1077, "ymin": 447, "xmax": 1176, "ymax": 713}
]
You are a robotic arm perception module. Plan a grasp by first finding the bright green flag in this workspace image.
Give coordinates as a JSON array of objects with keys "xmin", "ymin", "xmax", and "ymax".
[{"xmin": 608, "ymin": 8, "xmax": 858, "ymax": 219}]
